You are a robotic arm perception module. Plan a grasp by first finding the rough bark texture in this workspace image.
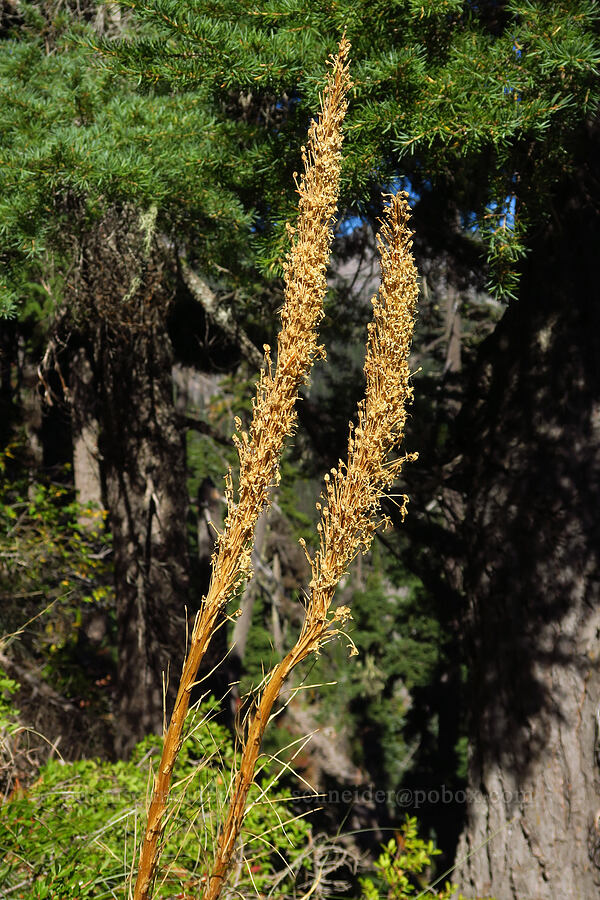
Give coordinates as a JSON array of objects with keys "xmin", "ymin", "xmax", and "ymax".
[
  {"xmin": 454, "ymin": 123, "xmax": 600, "ymax": 898},
  {"xmin": 98, "ymin": 324, "xmax": 190, "ymax": 757},
  {"xmin": 69, "ymin": 209, "xmax": 190, "ymax": 757}
]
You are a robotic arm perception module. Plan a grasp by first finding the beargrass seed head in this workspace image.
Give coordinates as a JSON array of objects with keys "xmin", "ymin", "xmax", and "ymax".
[
  {"xmin": 205, "ymin": 36, "xmax": 352, "ymax": 610},
  {"xmin": 306, "ymin": 191, "xmax": 419, "ymax": 627}
]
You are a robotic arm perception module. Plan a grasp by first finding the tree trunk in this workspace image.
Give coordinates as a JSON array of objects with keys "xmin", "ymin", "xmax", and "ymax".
[
  {"xmin": 96, "ymin": 323, "xmax": 190, "ymax": 758},
  {"xmin": 454, "ymin": 125, "xmax": 600, "ymax": 898},
  {"xmin": 68, "ymin": 208, "xmax": 191, "ymax": 757}
]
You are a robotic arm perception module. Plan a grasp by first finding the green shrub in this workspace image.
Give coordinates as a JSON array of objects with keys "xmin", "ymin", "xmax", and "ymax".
[
  {"xmin": 360, "ymin": 816, "xmax": 495, "ymax": 900},
  {"xmin": 360, "ymin": 816, "xmax": 452, "ymax": 900},
  {"xmin": 0, "ymin": 701, "xmax": 309, "ymax": 898}
]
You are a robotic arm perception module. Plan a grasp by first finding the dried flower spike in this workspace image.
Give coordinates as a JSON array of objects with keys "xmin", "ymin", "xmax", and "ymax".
[
  {"xmin": 308, "ymin": 190, "xmax": 419, "ymax": 626},
  {"xmin": 210, "ymin": 30, "xmax": 351, "ymax": 603},
  {"xmin": 133, "ymin": 34, "xmax": 352, "ymax": 900}
]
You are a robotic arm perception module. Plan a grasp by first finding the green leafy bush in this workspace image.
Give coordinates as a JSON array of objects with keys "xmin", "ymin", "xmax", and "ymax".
[
  {"xmin": 360, "ymin": 816, "xmax": 453, "ymax": 900},
  {"xmin": 0, "ymin": 701, "xmax": 310, "ymax": 899},
  {"xmin": 0, "ymin": 442, "xmax": 113, "ymax": 617},
  {"xmin": 360, "ymin": 816, "xmax": 495, "ymax": 900},
  {"xmin": 0, "ymin": 441, "xmax": 115, "ymax": 709}
]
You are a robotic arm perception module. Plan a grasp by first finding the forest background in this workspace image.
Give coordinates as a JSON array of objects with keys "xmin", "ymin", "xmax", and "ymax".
[{"xmin": 0, "ymin": 2, "xmax": 599, "ymax": 899}]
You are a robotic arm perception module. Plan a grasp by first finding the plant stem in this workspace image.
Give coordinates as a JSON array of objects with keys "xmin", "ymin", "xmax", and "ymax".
[{"xmin": 203, "ymin": 638, "xmax": 309, "ymax": 900}]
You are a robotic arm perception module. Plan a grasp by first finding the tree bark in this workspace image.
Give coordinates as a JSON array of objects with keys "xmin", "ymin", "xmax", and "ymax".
[
  {"xmin": 97, "ymin": 323, "xmax": 190, "ymax": 758},
  {"xmin": 454, "ymin": 123, "xmax": 600, "ymax": 898},
  {"xmin": 67, "ymin": 208, "xmax": 190, "ymax": 757}
]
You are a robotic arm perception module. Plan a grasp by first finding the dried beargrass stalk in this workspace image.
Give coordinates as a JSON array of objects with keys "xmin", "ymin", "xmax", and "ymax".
[
  {"xmin": 132, "ymin": 35, "xmax": 352, "ymax": 900},
  {"xmin": 203, "ymin": 190, "xmax": 418, "ymax": 900}
]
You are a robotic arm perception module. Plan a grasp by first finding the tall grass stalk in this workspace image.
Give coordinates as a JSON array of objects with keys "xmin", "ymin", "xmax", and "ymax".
[
  {"xmin": 203, "ymin": 189, "xmax": 418, "ymax": 900},
  {"xmin": 132, "ymin": 35, "xmax": 352, "ymax": 900}
]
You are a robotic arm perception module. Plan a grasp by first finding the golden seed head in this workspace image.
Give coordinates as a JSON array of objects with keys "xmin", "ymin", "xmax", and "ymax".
[
  {"xmin": 201, "ymin": 36, "xmax": 352, "ymax": 616},
  {"xmin": 307, "ymin": 190, "xmax": 419, "ymax": 626}
]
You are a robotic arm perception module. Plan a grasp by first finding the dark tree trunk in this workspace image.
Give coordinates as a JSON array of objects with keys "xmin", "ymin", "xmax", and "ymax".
[
  {"xmin": 454, "ymin": 124, "xmax": 600, "ymax": 897},
  {"xmin": 97, "ymin": 323, "xmax": 190, "ymax": 757},
  {"xmin": 68, "ymin": 209, "xmax": 190, "ymax": 757}
]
